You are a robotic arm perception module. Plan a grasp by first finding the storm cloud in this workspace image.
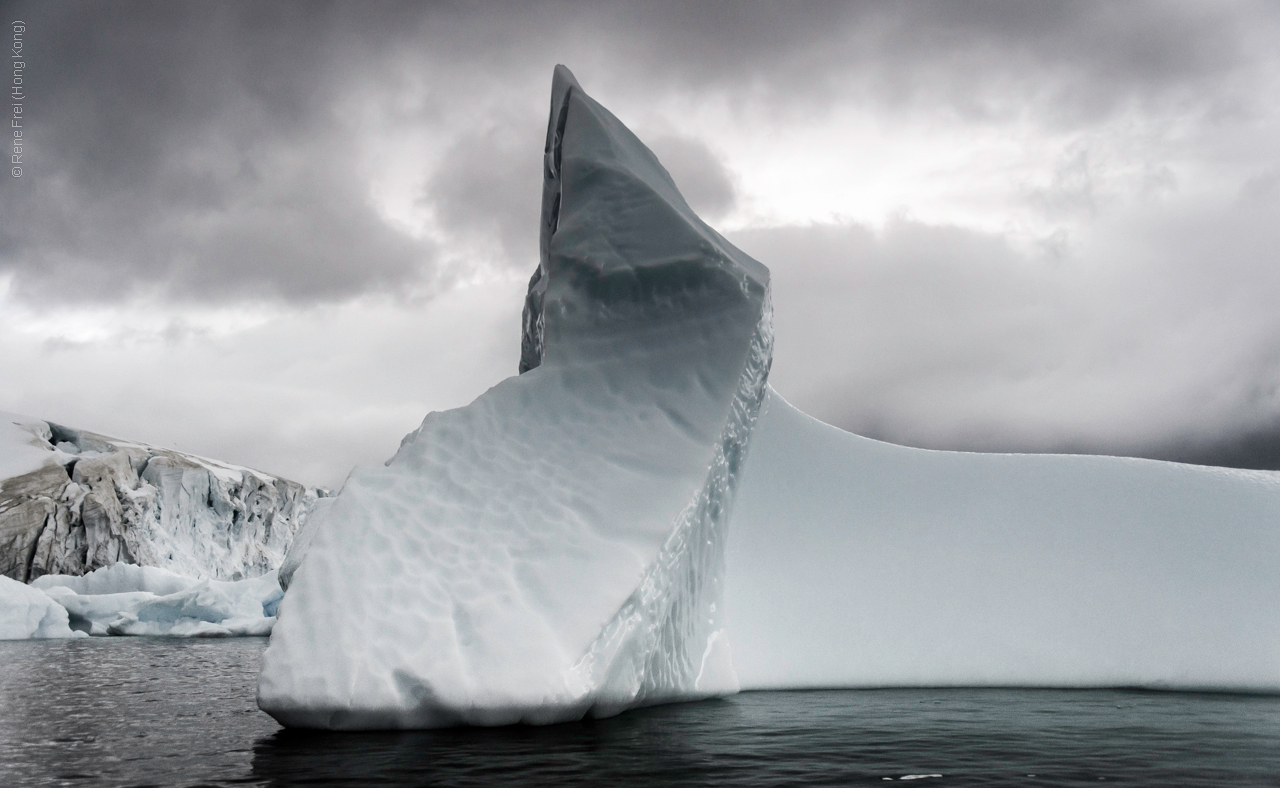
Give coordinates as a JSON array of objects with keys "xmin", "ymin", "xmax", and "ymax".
[{"xmin": 3, "ymin": 0, "xmax": 1280, "ymax": 483}]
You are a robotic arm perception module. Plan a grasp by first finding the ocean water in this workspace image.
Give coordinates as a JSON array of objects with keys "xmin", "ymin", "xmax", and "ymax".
[{"xmin": 1, "ymin": 639, "xmax": 1278, "ymax": 787}]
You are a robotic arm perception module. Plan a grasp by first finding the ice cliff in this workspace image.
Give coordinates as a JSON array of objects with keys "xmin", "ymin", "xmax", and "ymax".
[
  {"xmin": 257, "ymin": 65, "xmax": 772, "ymax": 729},
  {"xmin": 725, "ymin": 391, "xmax": 1280, "ymax": 692},
  {"xmin": 0, "ymin": 411, "xmax": 326, "ymax": 584}
]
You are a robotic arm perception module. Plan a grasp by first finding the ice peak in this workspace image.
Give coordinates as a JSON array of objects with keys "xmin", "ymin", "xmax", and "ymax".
[{"xmin": 521, "ymin": 65, "xmax": 768, "ymax": 374}]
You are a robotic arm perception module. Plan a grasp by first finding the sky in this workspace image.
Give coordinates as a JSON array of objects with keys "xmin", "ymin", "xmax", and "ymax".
[{"xmin": 3, "ymin": 0, "xmax": 1280, "ymax": 488}]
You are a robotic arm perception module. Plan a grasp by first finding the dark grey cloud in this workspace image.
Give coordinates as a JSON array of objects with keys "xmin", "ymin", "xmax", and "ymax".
[
  {"xmin": 1154, "ymin": 422, "xmax": 1280, "ymax": 471},
  {"xmin": 2, "ymin": 0, "xmax": 437, "ymax": 304},
  {"xmin": 587, "ymin": 0, "xmax": 1274, "ymax": 126},
  {"xmin": 6, "ymin": 0, "xmax": 1275, "ymax": 306},
  {"xmin": 4, "ymin": 0, "xmax": 1280, "ymax": 476},
  {"xmin": 424, "ymin": 120, "xmax": 543, "ymax": 270}
]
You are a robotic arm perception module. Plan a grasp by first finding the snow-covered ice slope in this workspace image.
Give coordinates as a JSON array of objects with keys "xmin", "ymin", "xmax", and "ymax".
[
  {"xmin": 258, "ymin": 66, "xmax": 772, "ymax": 729},
  {"xmin": 0, "ymin": 411, "xmax": 58, "ymax": 481},
  {"xmin": 726, "ymin": 389, "xmax": 1280, "ymax": 691}
]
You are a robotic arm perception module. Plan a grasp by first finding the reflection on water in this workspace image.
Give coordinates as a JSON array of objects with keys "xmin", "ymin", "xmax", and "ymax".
[{"xmin": 2, "ymin": 638, "xmax": 1279, "ymax": 787}]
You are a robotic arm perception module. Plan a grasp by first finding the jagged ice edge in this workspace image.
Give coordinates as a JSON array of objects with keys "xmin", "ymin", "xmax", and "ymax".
[{"xmin": 567, "ymin": 288, "xmax": 774, "ymax": 715}]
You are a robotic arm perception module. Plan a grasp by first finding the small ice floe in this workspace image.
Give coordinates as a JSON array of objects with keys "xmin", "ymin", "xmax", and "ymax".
[
  {"xmin": 15, "ymin": 563, "xmax": 284, "ymax": 639},
  {"xmin": 0, "ymin": 574, "xmax": 84, "ymax": 639}
]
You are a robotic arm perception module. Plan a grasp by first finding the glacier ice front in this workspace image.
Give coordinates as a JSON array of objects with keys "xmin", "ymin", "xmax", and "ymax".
[
  {"xmin": 0, "ymin": 410, "xmax": 324, "ymax": 584},
  {"xmin": 257, "ymin": 66, "xmax": 772, "ymax": 729}
]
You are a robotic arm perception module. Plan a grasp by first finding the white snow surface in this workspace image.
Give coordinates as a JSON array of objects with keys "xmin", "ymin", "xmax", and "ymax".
[
  {"xmin": 32, "ymin": 563, "xmax": 282, "ymax": 637},
  {"xmin": 32, "ymin": 562, "xmax": 199, "ymax": 596},
  {"xmin": 258, "ymin": 65, "xmax": 772, "ymax": 729},
  {"xmin": 0, "ymin": 411, "xmax": 58, "ymax": 481},
  {"xmin": 0, "ymin": 574, "xmax": 81, "ymax": 640},
  {"xmin": 726, "ymin": 389, "xmax": 1280, "ymax": 692}
]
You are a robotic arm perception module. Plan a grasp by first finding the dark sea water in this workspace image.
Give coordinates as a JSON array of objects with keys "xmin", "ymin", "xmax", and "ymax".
[{"xmin": 1, "ymin": 639, "xmax": 1279, "ymax": 787}]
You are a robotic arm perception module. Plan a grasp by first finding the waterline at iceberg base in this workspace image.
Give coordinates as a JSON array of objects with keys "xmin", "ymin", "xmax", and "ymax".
[{"xmin": 257, "ymin": 66, "xmax": 1280, "ymax": 730}]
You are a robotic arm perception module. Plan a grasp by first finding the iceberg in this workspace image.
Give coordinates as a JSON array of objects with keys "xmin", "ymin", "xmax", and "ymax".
[
  {"xmin": 257, "ymin": 65, "xmax": 772, "ymax": 729},
  {"xmin": 0, "ymin": 574, "xmax": 81, "ymax": 640},
  {"xmin": 725, "ymin": 390, "xmax": 1280, "ymax": 692},
  {"xmin": 32, "ymin": 563, "xmax": 282, "ymax": 637},
  {"xmin": 262, "ymin": 64, "xmax": 1280, "ymax": 726}
]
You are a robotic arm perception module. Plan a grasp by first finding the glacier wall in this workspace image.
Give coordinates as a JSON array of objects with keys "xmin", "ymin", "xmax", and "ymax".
[
  {"xmin": 0, "ymin": 412, "xmax": 326, "ymax": 584},
  {"xmin": 726, "ymin": 389, "xmax": 1280, "ymax": 692},
  {"xmin": 258, "ymin": 65, "xmax": 773, "ymax": 729}
]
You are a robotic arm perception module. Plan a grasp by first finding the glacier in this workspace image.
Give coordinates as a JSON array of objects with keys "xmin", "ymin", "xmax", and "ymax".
[
  {"xmin": 257, "ymin": 65, "xmax": 772, "ymax": 729},
  {"xmin": 0, "ymin": 410, "xmax": 321, "ymax": 639},
  {"xmin": 725, "ymin": 390, "xmax": 1280, "ymax": 692},
  {"xmin": 0, "ymin": 410, "xmax": 326, "ymax": 584}
]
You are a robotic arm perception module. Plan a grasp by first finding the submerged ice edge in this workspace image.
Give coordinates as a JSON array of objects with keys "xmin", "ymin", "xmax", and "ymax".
[{"xmin": 569, "ymin": 290, "xmax": 774, "ymax": 716}]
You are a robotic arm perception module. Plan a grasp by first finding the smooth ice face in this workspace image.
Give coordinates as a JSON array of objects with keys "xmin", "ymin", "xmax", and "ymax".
[
  {"xmin": 258, "ymin": 66, "xmax": 772, "ymax": 729},
  {"xmin": 726, "ymin": 389, "xmax": 1280, "ymax": 691},
  {"xmin": 0, "ymin": 574, "xmax": 80, "ymax": 640}
]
